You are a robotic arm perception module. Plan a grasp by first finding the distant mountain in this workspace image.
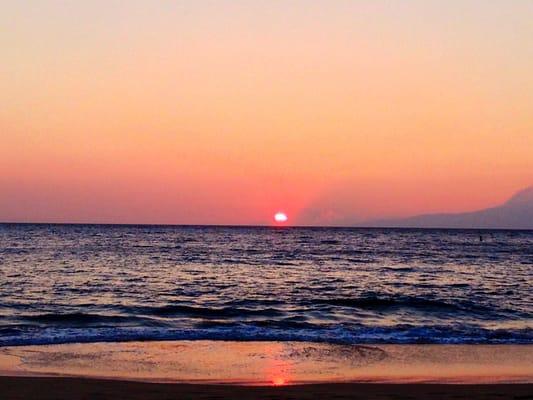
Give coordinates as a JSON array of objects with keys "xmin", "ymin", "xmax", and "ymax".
[{"xmin": 367, "ymin": 186, "xmax": 533, "ymax": 229}]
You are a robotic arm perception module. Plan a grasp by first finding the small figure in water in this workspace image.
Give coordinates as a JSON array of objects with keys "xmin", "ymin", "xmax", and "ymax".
[{"xmin": 479, "ymin": 235, "xmax": 483, "ymax": 242}]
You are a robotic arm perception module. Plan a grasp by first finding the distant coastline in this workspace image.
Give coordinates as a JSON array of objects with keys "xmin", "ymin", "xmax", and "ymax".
[{"xmin": 2, "ymin": 186, "xmax": 531, "ymax": 230}]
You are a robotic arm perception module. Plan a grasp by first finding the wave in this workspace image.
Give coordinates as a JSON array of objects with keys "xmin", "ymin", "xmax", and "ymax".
[
  {"xmin": 382, "ymin": 266, "xmax": 416, "ymax": 272},
  {"xmin": 20, "ymin": 313, "xmax": 162, "ymax": 326},
  {"xmin": 301, "ymin": 295, "xmax": 487, "ymax": 313},
  {"xmin": 139, "ymin": 296, "xmax": 492, "ymax": 316},
  {"xmin": 138, "ymin": 305, "xmax": 285, "ymax": 318},
  {"xmin": 1, "ymin": 324, "xmax": 531, "ymax": 347}
]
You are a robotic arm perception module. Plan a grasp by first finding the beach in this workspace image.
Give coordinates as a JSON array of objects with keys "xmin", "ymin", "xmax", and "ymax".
[
  {"xmin": 1, "ymin": 341, "xmax": 532, "ymax": 399},
  {"xmin": 2, "ymin": 377, "xmax": 533, "ymax": 400}
]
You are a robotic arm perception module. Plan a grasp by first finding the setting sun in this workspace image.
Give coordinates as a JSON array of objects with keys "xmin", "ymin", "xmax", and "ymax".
[{"xmin": 274, "ymin": 212, "xmax": 288, "ymax": 223}]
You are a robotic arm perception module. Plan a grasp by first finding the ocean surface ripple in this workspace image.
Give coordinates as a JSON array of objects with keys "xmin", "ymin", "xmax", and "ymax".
[{"xmin": 0, "ymin": 224, "xmax": 531, "ymax": 346}]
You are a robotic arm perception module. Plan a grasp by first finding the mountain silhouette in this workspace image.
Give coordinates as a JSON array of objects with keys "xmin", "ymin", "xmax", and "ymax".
[{"xmin": 367, "ymin": 186, "xmax": 533, "ymax": 229}]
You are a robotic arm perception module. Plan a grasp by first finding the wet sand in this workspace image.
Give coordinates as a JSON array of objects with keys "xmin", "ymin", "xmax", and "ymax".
[{"xmin": 0, "ymin": 341, "xmax": 532, "ymax": 399}]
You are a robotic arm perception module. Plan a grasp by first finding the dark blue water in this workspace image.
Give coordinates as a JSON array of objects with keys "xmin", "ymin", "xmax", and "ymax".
[{"xmin": 0, "ymin": 224, "xmax": 531, "ymax": 346}]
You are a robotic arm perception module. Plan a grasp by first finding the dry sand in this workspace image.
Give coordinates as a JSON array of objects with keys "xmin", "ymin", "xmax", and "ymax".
[{"xmin": 1, "ymin": 376, "xmax": 532, "ymax": 400}]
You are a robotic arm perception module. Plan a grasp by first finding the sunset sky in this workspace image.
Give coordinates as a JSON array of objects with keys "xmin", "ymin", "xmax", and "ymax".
[{"xmin": 1, "ymin": 1, "xmax": 532, "ymax": 225}]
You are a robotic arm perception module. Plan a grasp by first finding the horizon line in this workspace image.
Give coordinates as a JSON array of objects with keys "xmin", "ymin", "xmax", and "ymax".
[{"xmin": 0, "ymin": 221, "xmax": 531, "ymax": 232}]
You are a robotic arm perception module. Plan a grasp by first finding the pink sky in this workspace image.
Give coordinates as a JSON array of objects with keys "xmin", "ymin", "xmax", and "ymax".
[{"xmin": 1, "ymin": 1, "xmax": 532, "ymax": 225}]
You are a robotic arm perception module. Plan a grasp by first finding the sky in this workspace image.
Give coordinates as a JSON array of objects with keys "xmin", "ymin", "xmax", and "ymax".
[{"xmin": 1, "ymin": 0, "xmax": 532, "ymax": 225}]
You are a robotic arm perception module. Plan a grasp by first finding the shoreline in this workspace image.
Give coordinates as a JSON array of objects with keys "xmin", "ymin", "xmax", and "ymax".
[
  {"xmin": 1, "ymin": 341, "xmax": 531, "ymax": 399},
  {"xmin": 1, "ymin": 341, "xmax": 531, "ymax": 385}
]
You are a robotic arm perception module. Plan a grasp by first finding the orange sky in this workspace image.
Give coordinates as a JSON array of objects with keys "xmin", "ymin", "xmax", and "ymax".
[{"xmin": 1, "ymin": 1, "xmax": 532, "ymax": 225}]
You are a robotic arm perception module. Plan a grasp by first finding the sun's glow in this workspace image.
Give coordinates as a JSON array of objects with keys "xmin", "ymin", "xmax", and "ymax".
[
  {"xmin": 274, "ymin": 212, "xmax": 288, "ymax": 223},
  {"xmin": 272, "ymin": 377, "xmax": 286, "ymax": 386}
]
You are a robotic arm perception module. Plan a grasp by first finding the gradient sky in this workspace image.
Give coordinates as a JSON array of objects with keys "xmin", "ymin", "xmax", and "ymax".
[{"xmin": 1, "ymin": 1, "xmax": 532, "ymax": 225}]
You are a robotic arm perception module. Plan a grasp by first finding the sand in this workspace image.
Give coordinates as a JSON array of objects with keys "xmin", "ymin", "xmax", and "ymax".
[
  {"xmin": 1, "ymin": 377, "xmax": 533, "ymax": 400},
  {"xmin": 0, "ymin": 341, "xmax": 532, "ymax": 399}
]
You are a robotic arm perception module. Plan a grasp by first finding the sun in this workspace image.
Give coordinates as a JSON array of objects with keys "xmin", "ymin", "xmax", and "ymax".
[{"xmin": 274, "ymin": 212, "xmax": 288, "ymax": 223}]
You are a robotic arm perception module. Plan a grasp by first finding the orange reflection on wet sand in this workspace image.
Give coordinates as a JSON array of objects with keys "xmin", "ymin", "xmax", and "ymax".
[
  {"xmin": 262, "ymin": 342, "xmax": 293, "ymax": 386},
  {"xmin": 0, "ymin": 341, "xmax": 532, "ymax": 385}
]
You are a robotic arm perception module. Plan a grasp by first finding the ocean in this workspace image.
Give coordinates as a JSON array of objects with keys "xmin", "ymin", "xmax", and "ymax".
[{"xmin": 0, "ymin": 224, "xmax": 531, "ymax": 346}]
